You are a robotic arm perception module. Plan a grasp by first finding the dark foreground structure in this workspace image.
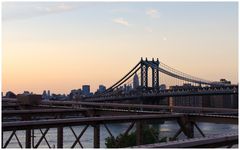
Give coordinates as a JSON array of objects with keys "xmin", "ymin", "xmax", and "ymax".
[{"xmin": 2, "ymin": 97, "xmax": 238, "ymax": 148}]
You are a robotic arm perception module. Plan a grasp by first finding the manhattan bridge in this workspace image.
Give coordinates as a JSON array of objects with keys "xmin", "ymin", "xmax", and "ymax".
[{"xmin": 84, "ymin": 58, "xmax": 237, "ymax": 103}]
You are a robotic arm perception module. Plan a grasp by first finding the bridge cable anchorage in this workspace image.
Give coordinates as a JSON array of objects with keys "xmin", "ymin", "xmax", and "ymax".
[
  {"xmin": 145, "ymin": 61, "xmax": 217, "ymax": 86},
  {"xmin": 98, "ymin": 61, "xmax": 141, "ymax": 96}
]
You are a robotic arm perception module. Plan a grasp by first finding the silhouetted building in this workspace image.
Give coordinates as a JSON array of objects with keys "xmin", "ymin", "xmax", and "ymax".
[
  {"xmin": 159, "ymin": 84, "xmax": 166, "ymax": 90},
  {"xmin": 6, "ymin": 91, "xmax": 16, "ymax": 98},
  {"xmin": 123, "ymin": 84, "xmax": 132, "ymax": 94},
  {"xmin": 51, "ymin": 93, "xmax": 67, "ymax": 101},
  {"xmin": 22, "ymin": 91, "xmax": 31, "ymax": 95},
  {"xmin": 82, "ymin": 85, "xmax": 90, "ymax": 96},
  {"xmin": 47, "ymin": 90, "xmax": 51, "ymax": 98},
  {"xmin": 98, "ymin": 85, "xmax": 106, "ymax": 93},
  {"xmin": 42, "ymin": 90, "xmax": 48, "ymax": 99},
  {"xmin": 211, "ymin": 79, "xmax": 231, "ymax": 87},
  {"xmin": 220, "ymin": 79, "xmax": 231, "ymax": 84},
  {"xmin": 69, "ymin": 89, "xmax": 82, "ymax": 99},
  {"xmin": 133, "ymin": 73, "xmax": 139, "ymax": 89}
]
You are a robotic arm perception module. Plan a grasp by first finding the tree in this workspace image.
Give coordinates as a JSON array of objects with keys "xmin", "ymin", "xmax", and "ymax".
[{"xmin": 105, "ymin": 125, "xmax": 159, "ymax": 148}]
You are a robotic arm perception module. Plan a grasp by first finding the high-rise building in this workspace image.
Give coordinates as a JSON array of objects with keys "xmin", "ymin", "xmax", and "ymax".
[
  {"xmin": 133, "ymin": 73, "xmax": 139, "ymax": 89},
  {"xmin": 42, "ymin": 90, "xmax": 48, "ymax": 99},
  {"xmin": 47, "ymin": 90, "xmax": 51, "ymax": 99},
  {"xmin": 98, "ymin": 85, "xmax": 106, "ymax": 93},
  {"xmin": 82, "ymin": 85, "xmax": 90, "ymax": 96}
]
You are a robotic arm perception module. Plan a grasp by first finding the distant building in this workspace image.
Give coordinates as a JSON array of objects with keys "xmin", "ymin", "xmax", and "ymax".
[
  {"xmin": 6, "ymin": 91, "xmax": 16, "ymax": 98},
  {"xmin": 47, "ymin": 90, "xmax": 51, "ymax": 98},
  {"xmin": 69, "ymin": 89, "xmax": 82, "ymax": 99},
  {"xmin": 42, "ymin": 90, "xmax": 51, "ymax": 100},
  {"xmin": 211, "ymin": 79, "xmax": 231, "ymax": 87},
  {"xmin": 123, "ymin": 84, "xmax": 132, "ymax": 94},
  {"xmin": 42, "ymin": 90, "xmax": 48, "ymax": 99},
  {"xmin": 98, "ymin": 85, "xmax": 106, "ymax": 93},
  {"xmin": 51, "ymin": 93, "xmax": 67, "ymax": 101},
  {"xmin": 133, "ymin": 74, "xmax": 139, "ymax": 89},
  {"xmin": 82, "ymin": 85, "xmax": 90, "ymax": 96},
  {"xmin": 23, "ymin": 91, "xmax": 31, "ymax": 95},
  {"xmin": 159, "ymin": 84, "xmax": 166, "ymax": 90},
  {"xmin": 220, "ymin": 79, "xmax": 231, "ymax": 84}
]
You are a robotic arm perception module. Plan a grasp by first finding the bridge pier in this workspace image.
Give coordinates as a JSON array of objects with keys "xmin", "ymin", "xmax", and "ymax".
[
  {"xmin": 57, "ymin": 115, "xmax": 64, "ymax": 148},
  {"xmin": 22, "ymin": 115, "xmax": 32, "ymax": 148},
  {"xmin": 57, "ymin": 127, "xmax": 63, "ymax": 148},
  {"xmin": 93, "ymin": 125, "xmax": 100, "ymax": 148},
  {"xmin": 136, "ymin": 121, "xmax": 143, "ymax": 145},
  {"xmin": 25, "ymin": 129, "xmax": 31, "ymax": 148},
  {"xmin": 177, "ymin": 116, "xmax": 194, "ymax": 139}
]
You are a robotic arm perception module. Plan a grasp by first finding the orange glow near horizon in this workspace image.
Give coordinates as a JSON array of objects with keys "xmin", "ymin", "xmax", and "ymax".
[{"xmin": 2, "ymin": 2, "xmax": 238, "ymax": 95}]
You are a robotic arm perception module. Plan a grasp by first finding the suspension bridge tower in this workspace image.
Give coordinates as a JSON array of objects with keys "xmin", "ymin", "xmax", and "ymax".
[{"xmin": 140, "ymin": 58, "xmax": 160, "ymax": 91}]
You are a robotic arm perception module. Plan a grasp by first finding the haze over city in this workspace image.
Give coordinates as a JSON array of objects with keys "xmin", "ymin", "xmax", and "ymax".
[{"xmin": 2, "ymin": 2, "xmax": 238, "ymax": 94}]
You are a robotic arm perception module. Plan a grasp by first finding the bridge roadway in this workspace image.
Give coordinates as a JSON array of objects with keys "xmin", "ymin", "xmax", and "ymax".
[
  {"xmin": 131, "ymin": 133, "xmax": 238, "ymax": 148},
  {"xmin": 2, "ymin": 113, "xmax": 184, "ymax": 131},
  {"xmin": 84, "ymin": 86, "xmax": 238, "ymax": 102},
  {"xmin": 2, "ymin": 109, "xmax": 238, "ymax": 125},
  {"xmin": 2, "ymin": 98, "xmax": 238, "ymax": 114},
  {"xmin": 2, "ymin": 98, "xmax": 238, "ymax": 125}
]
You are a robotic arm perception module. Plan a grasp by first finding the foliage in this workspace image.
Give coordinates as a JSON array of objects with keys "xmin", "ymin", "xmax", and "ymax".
[{"xmin": 105, "ymin": 125, "xmax": 159, "ymax": 148}]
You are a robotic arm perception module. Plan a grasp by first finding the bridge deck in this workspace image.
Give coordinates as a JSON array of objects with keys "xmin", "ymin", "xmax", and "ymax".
[
  {"xmin": 131, "ymin": 133, "xmax": 238, "ymax": 148},
  {"xmin": 2, "ymin": 114, "xmax": 183, "ymax": 131}
]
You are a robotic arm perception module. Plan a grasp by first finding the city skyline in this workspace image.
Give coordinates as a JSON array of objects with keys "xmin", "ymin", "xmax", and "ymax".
[{"xmin": 2, "ymin": 2, "xmax": 238, "ymax": 94}]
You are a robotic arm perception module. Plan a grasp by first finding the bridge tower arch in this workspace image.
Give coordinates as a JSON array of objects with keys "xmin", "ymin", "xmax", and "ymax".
[{"xmin": 140, "ymin": 58, "xmax": 160, "ymax": 91}]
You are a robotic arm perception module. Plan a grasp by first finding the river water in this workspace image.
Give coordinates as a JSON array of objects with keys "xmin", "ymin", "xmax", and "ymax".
[{"xmin": 3, "ymin": 121, "xmax": 238, "ymax": 148}]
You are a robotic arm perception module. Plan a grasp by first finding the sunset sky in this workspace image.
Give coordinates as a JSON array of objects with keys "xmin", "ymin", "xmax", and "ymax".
[{"xmin": 2, "ymin": 2, "xmax": 238, "ymax": 94}]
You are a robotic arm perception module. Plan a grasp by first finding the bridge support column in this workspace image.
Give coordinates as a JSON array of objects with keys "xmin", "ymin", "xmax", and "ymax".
[
  {"xmin": 25, "ymin": 129, "xmax": 31, "ymax": 148},
  {"xmin": 167, "ymin": 97, "xmax": 174, "ymax": 112},
  {"xmin": 23, "ymin": 115, "xmax": 32, "ymax": 148},
  {"xmin": 151, "ymin": 58, "xmax": 159, "ymax": 91},
  {"xmin": 93, "ymin": 125, "xmax": 100, "ymax": 148},
  {"xmin": 177, "ymin": 116, "xmax": 194, "ymax": 138},
  {"xmin": 57, "ymin": 126, "xmax": 63, "ymax": 148},
  {"xmin": 136, "ymin": 121, "xmax": 143, "ymax": 145},
  {"xmin": 141, "ymin": 59, "xmax": 148, "ymax": 89}
]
